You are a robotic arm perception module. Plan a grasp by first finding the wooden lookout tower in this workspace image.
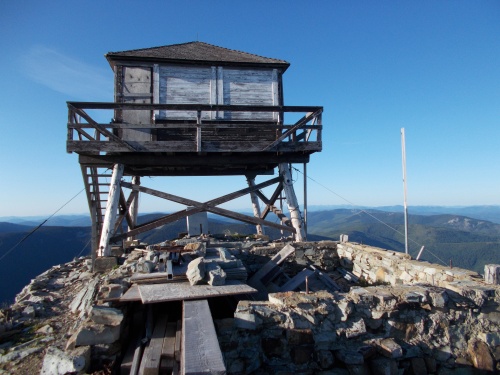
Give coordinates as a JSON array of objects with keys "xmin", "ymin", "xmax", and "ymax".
[{"xmin": 66, "ymin": 42, "xmax": 323, "ymax": 258}]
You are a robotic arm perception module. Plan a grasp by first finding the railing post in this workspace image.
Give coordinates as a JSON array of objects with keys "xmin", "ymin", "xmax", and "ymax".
[{"xmin": 196, "ymin": 110, "xmax": 202, "ymax": 153}]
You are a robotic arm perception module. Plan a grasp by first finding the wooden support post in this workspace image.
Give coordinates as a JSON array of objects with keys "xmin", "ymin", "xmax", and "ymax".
[
  {"xmin": 127, "ymin": 176, "xmax": 140, "ymax": 241},
  {"xmin": 98, "ymin": 163, "xmax": 124, "ymax": 256},
  {"xmin": 246, "ymin": 175, "xmax": 264, "ymax": 235},
  {"xmin": 90, "ymin": 202, "xmax": 97, "ymax": 272},
  {"xmin": 279, "ymin": 163, "xmax": 305, "ymax": 242},
  {"xmin": 303, "ymin": 162, "xmax": 308, "ymax": 241}
]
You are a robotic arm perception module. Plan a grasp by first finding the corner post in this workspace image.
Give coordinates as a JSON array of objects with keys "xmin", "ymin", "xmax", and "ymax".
[
  {"xmin": 98, "ymin": 163, "xmax": 124, "ymax": 256},
  {"xmin": 246, "ymin": 175, "xmax": 265, "ymax": 235},
  {"xmin": 278, "ymin": 163, "xmax": 305, "ymax": 242}
]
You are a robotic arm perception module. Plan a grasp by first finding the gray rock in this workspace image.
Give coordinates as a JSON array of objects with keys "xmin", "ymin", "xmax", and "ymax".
[
  {"xmin": 370, "ymin": 357, "xmax": 398, "ymax": 375},
  {"xmin": 89, "ymin": 306, "xmax": 123, "ymax": 326},
  {"xmin": 186, "ymin": 257, "xmax": 206, "ymax": 285},
  {"xmin": 93, "ymin": 257, "xmax": 117, "ymax": 273},
  {"xmin": 335, "ymin": 349, "xmax": 364, "ymax": 365},
  {"xmin": 40, "ymin": 346, "xmax": 90, "ymax": 374},
  {"xmin": 70, "ymin": 322, "xmax": 121, "ymax": 346},
  {"xmin": 22, "ymin": 305, "xmax": 35, "ymax": 318},
  {"xmin": 136, "ymin": 259, "xmax": 155, "ymax": 273},
  {"xmin": 36, "ymin": 324, "xmax": 54, "ymax": 334},
  {"xmin": 97, "ymin": 284, "xmax": 126, "ymax": 300},
  {"xmin": 204, "ymin": 262, "xmax": 226, "ymax": 286},
  {"xmin": 378, "ymin": 338, "xmax": 403, "ymax": 359}
]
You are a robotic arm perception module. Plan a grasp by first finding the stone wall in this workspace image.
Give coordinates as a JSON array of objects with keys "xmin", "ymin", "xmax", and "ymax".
[{"xmin": 217, "ymin": 241, "xmax": 500, "ymax": 373}]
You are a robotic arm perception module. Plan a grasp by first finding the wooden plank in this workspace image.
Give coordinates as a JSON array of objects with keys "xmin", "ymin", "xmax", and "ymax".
[
  {"xmin": 182, "ymin": 300, "xmax": 226, "ymax": 375},
  {"xmin": 248, "ymin": 244, "xmax": 296, "ymax": 299},
  {"xmin": 121, "ymin": 337, "xmax": 144, "ymax": 375},
  {"xmin": 279, "ymin": 269, "xmax": 314, "ymax": 292},
  {"xmin": 120, "ymin": 284, "xmax": 141, "ymax": 302},
  {"xmin": 162, "ymin": 322, "xmax": 177, "ymax": 361},
  {"xmin": 174, "ymin": 320, "xmax": 182, "ymax": 362},
  {"xmin": 140, "ymin": 313, "xmax": 169, "ymax": 375},
  {"xmin": 138, "ymin": 280, "xmax": 257, "ymax": 304},
  {"xmin": 311, "ymin": 265, "xmax": 341, "ymax": 292},
  {"xmin": 121, "ymin": 309, "xmax": 145, "ymax": 375}
]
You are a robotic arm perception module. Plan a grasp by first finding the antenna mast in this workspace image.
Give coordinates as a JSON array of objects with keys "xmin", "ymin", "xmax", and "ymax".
[{"xmin": 401, "ymin": 128, "xmax": 409, "ymax": 254}]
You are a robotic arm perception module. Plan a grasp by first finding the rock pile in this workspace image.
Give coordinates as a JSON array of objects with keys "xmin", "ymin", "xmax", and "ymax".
[{"xmin": 218, "ymin": 284, "xmax": 499, "ymax": 373}]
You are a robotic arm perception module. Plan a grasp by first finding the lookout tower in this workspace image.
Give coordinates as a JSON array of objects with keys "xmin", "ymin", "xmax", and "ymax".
[{"xmin": 66, "ymin": 42, "xmax": 323, "ymax": 257}]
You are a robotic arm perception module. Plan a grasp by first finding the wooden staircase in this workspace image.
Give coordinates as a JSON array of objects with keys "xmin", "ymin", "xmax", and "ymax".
[{"xmin": 80, "ymin": 165, "xmax": 111, "ymax": 241}]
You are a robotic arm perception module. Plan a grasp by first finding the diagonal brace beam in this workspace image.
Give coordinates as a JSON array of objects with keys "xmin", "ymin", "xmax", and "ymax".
[{"xmin": 111, "ymin": 176, "xmax": 294, "ymax": 241}]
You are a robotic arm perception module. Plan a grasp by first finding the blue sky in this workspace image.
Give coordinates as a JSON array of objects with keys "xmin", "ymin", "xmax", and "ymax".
[{"xmin": 1, "ymin": 1, "xmax": 499, "ymax": 217}]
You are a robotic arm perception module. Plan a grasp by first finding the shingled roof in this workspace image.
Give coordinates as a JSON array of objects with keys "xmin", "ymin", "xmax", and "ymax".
[{"xmin": 105, "ymin": 41, "xmax": 290, "ymax": 71}]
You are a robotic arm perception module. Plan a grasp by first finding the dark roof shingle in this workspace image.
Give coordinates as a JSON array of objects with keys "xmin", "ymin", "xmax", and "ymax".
[{"xmin": 105, "ymin": 41, "xmax": 290, "ymax": 70}]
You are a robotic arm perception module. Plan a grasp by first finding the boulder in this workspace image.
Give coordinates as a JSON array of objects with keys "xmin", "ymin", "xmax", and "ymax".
[
  {"xmin": 204, "ymin": 262, "xmax": 226, "ymax": 286},
  {"xmin": 40, "ymin": 346, "xmax": 90, "ymax": 374},
  {"xmin": 186, "ymin": 257, "xmax": 206, "ymax": 285},
  {"xmin": 467, "ymin": 339, "xmax": 495, "ymax": 372},
  {"xmin": 69, "ymin": 321, "xmax": 121, "ymax": 347}
]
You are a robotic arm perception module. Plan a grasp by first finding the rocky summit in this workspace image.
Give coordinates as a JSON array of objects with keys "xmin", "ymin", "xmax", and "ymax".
[{"xmin": 0, "ymin": 238, "xmax": 499, "ymax": 374}]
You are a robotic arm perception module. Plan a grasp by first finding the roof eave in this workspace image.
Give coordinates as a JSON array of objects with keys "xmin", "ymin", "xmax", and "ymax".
[{"xmin": 105, "ymin": 54, "xmax": 290, "ymax": 72}]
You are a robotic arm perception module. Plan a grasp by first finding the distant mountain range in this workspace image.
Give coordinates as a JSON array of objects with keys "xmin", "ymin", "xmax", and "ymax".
[{"xmin": 1, "ymin": 205, "xmax": 499, "ymax": 305}]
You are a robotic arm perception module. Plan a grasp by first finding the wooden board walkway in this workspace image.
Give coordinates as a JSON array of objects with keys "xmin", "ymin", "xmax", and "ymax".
[
  {"xmin": 182, "ymin": 300, "xmax": 226, "ymax": 375},
  {"xmin": 138, "ymin": 280, "xmax": 256, "ymax": 304}
]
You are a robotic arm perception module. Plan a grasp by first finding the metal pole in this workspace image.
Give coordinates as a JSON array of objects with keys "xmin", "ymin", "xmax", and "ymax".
[
  {"xmin": 303, "ymin": 163, "xmax": 308, "ymax": 241},
  {"xmin": 401, "ymin": 128, "xmax": 409, "ymax": 254}
]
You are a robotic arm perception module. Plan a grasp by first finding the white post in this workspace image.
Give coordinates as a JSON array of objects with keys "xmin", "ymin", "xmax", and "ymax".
[
  {"xmin": 127, "ymin": 176, "xmax": 140, "ymax": 241},
  {"xmin": 279, "ymin": 163, "xmax": 305, "ymax": 242},
  {"xmin": 98, "ymin": 163, "xmax": 124, "ymax": 257},
  {"xmin": 416, "ymin": 246, "xmax": 425, "ymax": 261},
  {"xmin": 246, "ymin": 176, "xmax": 264, "ymax": 235},
  {"xmin": 401, "ymin": 128, "xmax": 409, "ymax": 254}
]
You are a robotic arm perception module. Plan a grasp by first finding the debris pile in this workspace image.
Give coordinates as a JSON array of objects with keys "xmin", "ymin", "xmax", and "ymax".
[{"xmin": 0, "ymin": 237, "xmax": 499, "ymax": 374}]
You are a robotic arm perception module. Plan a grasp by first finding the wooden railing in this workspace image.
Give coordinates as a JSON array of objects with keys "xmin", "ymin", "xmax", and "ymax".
[{"xmin": 67, "ymin": 102, "xmax": 322, "ymax": 154}]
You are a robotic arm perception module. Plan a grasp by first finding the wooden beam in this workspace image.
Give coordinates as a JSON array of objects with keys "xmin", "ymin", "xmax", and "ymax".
[
  {"xmin": 140, "ymin": 313, "xmax": 169, "ymax": 375},
  {"xmin": 68, "ymin": 101, "xmax": 323, "ymax": 113},
  {"xmin": 182, "ymin": 300, "xmax": 226, "ymax": 375},
  {"xmin": 67, "ymin": 140, "xmax": 322, "ymax": 153},
  {"xmin": 111, "ymin": 176, "xmax": 295, "ymax": 241},
  {"xmin": 79, "ymin": 153, "xmax": 310, "ymax": 167}
]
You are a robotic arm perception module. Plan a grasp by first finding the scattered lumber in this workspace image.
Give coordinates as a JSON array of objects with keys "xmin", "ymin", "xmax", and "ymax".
[
  {"xmin": 279, "ymin": 268, "xmax": 314, "ymax": 292},
  {"xmin": 248, "ymin": 243, "xmax": 295, "ymax": 299}
]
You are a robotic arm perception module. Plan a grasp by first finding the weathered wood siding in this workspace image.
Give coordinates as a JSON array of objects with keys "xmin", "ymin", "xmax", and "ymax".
[
  {"xmin": 157, "ymin": 65, "xmax": 278, "ymax": 121},
  {"xmin": 121, "ymin": 66, "xmax": 152, "ymax": 141},
  {"xmin": 222, "ymin": 68, "xmax": 277, "ymax": 120},
  {"xmin": 159, "ymin": 65, "xmax": 213, "ymax": 119}
]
